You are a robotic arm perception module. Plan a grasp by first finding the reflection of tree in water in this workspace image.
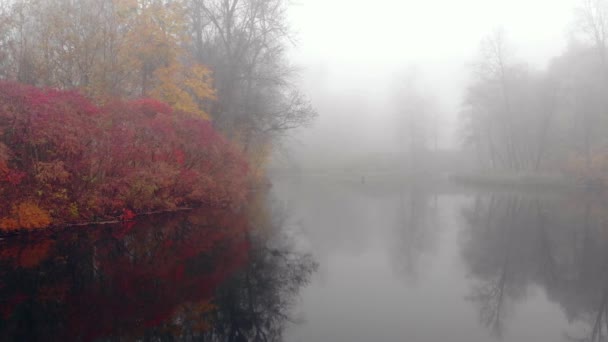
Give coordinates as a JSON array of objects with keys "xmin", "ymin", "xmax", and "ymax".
[
  {"xmin": 0, "ymin": 195, "xmax": 316, "ymax": 341},
  {"xmin": 392, "ymin": 186, "xmax": 440, "ymax": 281},
  {"xmin": 573, "ymin": 286, "xmax": 608, "ymax": 342},
  {"xmin": 0, "ymin": 208, "xmax": 250, "ymax": 341},
  {"xmin": 554, "ymin": 197, "xmax": 608, "ymax": 342},
  {"xmin": 461, "ymin": 194, "xmax": 608, "ymax": 340},
  {"xmin": 463, "ymin": 196, "xmax": 532, "ymax": 337},
  {"xmin": 197, "ymin": 200, "xmax": 318, "ymax": 342}
]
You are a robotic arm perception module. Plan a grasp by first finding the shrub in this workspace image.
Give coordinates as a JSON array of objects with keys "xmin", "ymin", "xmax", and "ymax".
[{"xmin": 0, "ymin": 82, "xmax": 249, "ymax": 230}]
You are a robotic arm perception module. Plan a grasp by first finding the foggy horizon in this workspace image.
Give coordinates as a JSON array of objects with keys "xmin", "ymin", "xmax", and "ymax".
[{"xmin": 281, "ymin": 0, "xmax": 583, "ymax": 169}]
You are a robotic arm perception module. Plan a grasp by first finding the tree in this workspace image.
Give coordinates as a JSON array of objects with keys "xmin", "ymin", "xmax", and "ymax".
[
  {"xmin": 462, "ymin": 30, "xmax": 560, "ymax": 172},
  {"xmin": 393, "ymin": 72, "xmax": 440, "ymax": 174},
  {"xmin": 0, "ymin": 0, "xmax": 316, "ymax": 170},
  {"xmin": 0, "ymin": 0, "xmax": 218, "ymax": 118},
  {"xmin": 151, "ymin": 63, "xmax": 216, "ymax": 119},
  {"xmin": 576, "ymin": 0, "xmax": 608, "ymax": 72},
  {"xmin": 186, "ymin": 0, "xmax": 317, "ymax": 150}
]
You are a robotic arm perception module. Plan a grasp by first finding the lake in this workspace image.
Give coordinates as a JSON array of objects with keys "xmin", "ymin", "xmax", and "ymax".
[{"xmin": 1, "ymin": 175, "xmax": 607, "ymax": 341}]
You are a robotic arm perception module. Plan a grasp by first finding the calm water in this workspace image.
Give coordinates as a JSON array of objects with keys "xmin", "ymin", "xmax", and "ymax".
[
  {"xmin": 275, "ymin": 176, "xmax": 608, "ymax": 342},
  {"xmin": 2, "ymin": 176, "xmax": 608, "ymax": 341}
]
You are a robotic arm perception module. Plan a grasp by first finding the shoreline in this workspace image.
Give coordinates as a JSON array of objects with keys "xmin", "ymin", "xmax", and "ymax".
[{"xmin": 0, "ymin": 207, "xmax": 198, "ymax": 239}]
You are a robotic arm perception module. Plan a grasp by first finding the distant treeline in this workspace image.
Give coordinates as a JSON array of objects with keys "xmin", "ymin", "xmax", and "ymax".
[{"xmin": 461, "ymin": 2, "xmax": 608, "ymax": 181}]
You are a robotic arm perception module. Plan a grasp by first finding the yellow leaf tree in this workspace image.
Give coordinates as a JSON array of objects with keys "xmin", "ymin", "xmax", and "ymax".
[{"xmin": 151, "ymin": 63, "xmax": 216, "ymax": 120}]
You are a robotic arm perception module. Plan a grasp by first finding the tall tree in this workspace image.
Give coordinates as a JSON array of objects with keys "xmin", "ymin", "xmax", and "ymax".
[
  {"xmin": 186, "ymin": 0, "xmax": 316, "ymax": 150},
  {"xmin": 462, "ymin": 30, "xmax": 560, "ymax": 172},
  {"xmin": 0, "ymin": 0, "xmax": 216, "ymax": 119},
  {"xmin": 393, "ymin": 73, "xmax": 439, "ymax": 173}
]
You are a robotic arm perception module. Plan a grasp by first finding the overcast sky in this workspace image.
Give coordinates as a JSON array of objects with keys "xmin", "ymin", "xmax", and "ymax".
[{"xmin": 281, "ymin": 0, "xmax": 582, "ymax": 168}]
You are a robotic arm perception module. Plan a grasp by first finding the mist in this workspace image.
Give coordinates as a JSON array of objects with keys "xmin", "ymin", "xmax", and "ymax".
[
  {"xmin": 3, "ymin": 0, "xmax": 608, "ymax": 341},
  {"xmin": 280, "ymin": 0, "xmax": 580, "ymax": 173}
]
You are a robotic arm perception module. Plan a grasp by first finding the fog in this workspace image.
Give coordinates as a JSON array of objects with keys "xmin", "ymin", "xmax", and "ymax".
[
  {"xmin": 5, "ymin": 0, "xmax": 608, "ymax": 341},
  {"xmin": 281, "ymin": 0, "xmax": 579, "ymax": 170}
]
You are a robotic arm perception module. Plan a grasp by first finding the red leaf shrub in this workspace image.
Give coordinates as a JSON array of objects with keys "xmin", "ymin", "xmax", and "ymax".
[{"xmin": 0, "ymin": 82, "xmax": 249, "ymax": 230}]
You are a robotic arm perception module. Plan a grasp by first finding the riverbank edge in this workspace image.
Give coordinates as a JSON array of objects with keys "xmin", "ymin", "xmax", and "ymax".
[
  {"xmin": 0, "ymin": 207, "xmax": 196, "ymax": 239},
  {"xmin": 0, "ymin": 184, "xmax": 272, "ymax": 239},
  {"xmin": 449, "ymin": 172, "xmax": 593, "ymax": 192}
]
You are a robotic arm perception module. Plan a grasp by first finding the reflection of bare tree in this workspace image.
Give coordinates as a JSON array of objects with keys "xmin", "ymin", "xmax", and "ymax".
[
  {"xmin": 200, "ymin": 202, "xmax": 318, "ymax": 342},
  {"xmin": 564, "ymin": 279, "xmax": 608, "ymax": 342},
  {"xmin": 469, "ymin": 272, "xmax": 507, "ymax": 336},
  {"xmin": 392, "ymin": 185, "xmax": 439, "ymax": 281},
  {"xmin": 463, "ymin": 196, "xmax": 523, "ymax": 338},
  {"xmin": 462, "ymin": 195, "xmax": 572, "ymax": 337},
  {"xmin": 536, "ymin": 199, "xmax": 558, "ymax": 286},
  {"xmin": 589, "ymin": 286, "xmax": 608, "ymax": 342},
  {"xmin": 462, "ymin": 193, "xmax": 608, "ymax": 340},
  {"xmin": 564, "ymin": 260, "xmax": 608, "ymax": 342},
  {"xmin": 557, "ymin": 197, "xmax": 608, "ymax": 342}
]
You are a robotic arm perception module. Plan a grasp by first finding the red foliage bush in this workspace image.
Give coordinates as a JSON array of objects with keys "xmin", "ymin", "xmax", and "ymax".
[{"xmin": 0, "ymin": 82, "xmax": 249, "ymax": 229}]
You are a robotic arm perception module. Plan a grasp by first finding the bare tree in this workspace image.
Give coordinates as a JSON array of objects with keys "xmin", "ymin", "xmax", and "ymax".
[
  {"xmin": 463, "ymin": 30, "xmax": 562, "ymax": 172},
  {"xmin": 393, "ymin": 72, "xmax": 440, "ymax": 174},
  {"xmin": 576, "ymin": 0, "xmax": 608, "ymax": 71},
  {"xmin": 186, "ymin": 0, "xmax": 316, "ymax": 150}
]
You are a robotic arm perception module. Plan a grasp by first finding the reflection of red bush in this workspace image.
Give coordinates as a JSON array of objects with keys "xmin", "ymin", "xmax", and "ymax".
[
  {"xmin": 0, "ymin": 81, "xmax": 249, "ymax": 230},
  {"xmin": 0, "ymin": 208, "xmax": 250, "ymax": 340}
]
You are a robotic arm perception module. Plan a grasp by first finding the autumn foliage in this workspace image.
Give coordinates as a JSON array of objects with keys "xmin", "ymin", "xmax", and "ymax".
[{"xmin": 0, "ymin": 82, "xmax": 249, "ymax": 230}]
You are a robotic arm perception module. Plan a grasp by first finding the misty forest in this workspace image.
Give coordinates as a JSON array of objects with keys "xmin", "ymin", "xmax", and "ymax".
[{"xmin": 3, "ymin": 0, "xmax": 608, "ymax": 341}]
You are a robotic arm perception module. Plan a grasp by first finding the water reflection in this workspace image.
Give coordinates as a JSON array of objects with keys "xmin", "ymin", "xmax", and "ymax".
[
  {"xmin": 0, "ymin": 197, "xmax": 316, "ymax": 341},
  {"xmin": 203, "ymin": 199, "xmax": 318, "ymax": 341},
  {"xmin": 392, "ymin": 185, "xmax": 440, "ymax": 281},
  {"xmin": 462, "ymin": 194, "xmax": 608, "ymax": 341}
]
